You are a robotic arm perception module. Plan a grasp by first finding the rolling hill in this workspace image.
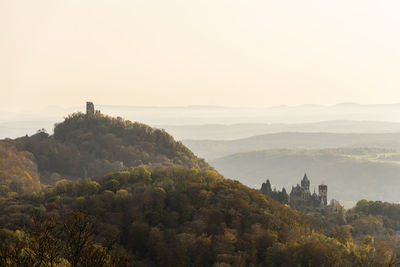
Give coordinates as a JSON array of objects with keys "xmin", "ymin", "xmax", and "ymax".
[
  {"xmin": 0, "ymin": 111, "xmax": 399, "ymax": 265},
  {"xmin": 210, "ymin": 148, "xmax": 400, "ymax": 208},
  {"xmin": 161, "ymin": 120, "xmax": 400, "ymax": 140},
  {"xmin": 0, "ymin": 167, "xmax": 374, "ymax": 266},
  {"xmin": 184, "ymin": 132, "xmax": 400, "ymax": 160},
  {"xmin": 1, "ymin": 112, "xmax": 209, "ymax": 187}
]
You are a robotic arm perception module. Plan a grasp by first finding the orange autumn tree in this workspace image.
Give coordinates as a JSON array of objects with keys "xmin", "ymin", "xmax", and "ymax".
[{"xmin": 0, "ymin": 142, "xmax": 40, "ymax": 196}]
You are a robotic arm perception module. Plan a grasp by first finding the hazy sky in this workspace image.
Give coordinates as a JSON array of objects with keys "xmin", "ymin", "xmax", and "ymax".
[{"xmin": 2, "ymin": 0, "xmax": 400, "ymax": 111}]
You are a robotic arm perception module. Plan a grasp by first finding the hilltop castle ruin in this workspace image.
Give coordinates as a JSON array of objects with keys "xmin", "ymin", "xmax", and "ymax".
[{"xmin": 86, "ymin": 102, "xmax": 100, "ymax": 115}]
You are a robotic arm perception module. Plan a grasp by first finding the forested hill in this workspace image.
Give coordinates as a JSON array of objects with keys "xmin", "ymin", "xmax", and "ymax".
[
  {"xmin": 0, "ymin": 167, "xmax": 379, "ymax": 266},
  {"xmin": 0, "ymin": 113, "xmax": 399, "ymax": 265},
  {"xmin": 3, "ymin": 112, "xmax": 209, "ymax": 185}
]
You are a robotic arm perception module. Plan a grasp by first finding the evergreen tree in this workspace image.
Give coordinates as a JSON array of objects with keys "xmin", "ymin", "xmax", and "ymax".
[{"xmin": 260, "ymin": 179, "xmax": 272, "ymax": 196}]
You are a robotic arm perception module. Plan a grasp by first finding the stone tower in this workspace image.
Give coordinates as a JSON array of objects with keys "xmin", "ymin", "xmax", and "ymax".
[
  {"xmin": 86, "ymin": 102, "xmax": 94, "ymax": 115},
  {"xmin": 318, "ymin": 184, "xmax": 328, "ymax": 206},
  {"xmin": 301, "ymin": 173, "xmax": 310, "ymax": 191}
]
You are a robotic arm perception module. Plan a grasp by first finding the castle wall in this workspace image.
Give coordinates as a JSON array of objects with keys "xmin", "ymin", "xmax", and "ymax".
[{"xmin": 86, "ymin": 102, "xmax": 94, "ymax": 115}]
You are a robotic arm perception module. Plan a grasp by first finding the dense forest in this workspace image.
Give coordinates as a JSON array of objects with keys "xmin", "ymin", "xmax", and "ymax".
[
  {"xmin": 2, "ymin": 166, "xmax": 399, "ymax": 266},
  {"xmin": 1, "ymin": 112, "xmax": 400, "ymax": 266},
  {"xmin": 1, "ymin": 112, "xmax": 209, "ymax": 187}
]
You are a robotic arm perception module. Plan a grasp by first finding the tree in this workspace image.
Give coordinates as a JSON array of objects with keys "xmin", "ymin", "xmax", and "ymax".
[
  {"xmin": 62, "ymin": 211, "xmax": 109, "ymax": 267},
  {"xmin": 260, "ymin": 179, "xmax": 272, "ymax": 196},
  {"xmin": 25, "ymin": 210, "xmax": 63, "ymax": 267},
  {"xmin": 329, "ymin": 226, "xmax": 352, "ymax": 246}
]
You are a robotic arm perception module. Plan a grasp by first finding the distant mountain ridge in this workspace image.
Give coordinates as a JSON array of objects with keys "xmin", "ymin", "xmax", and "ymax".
[
  {"xmin": 210, "ymin": 148, "xmax": 400, "ymax": 208},
  {"xmin": 184, "ymin": 132, "xmax": 400, "ymax": 160},
  {"xmin": 162, "ymin": 120, "xmax": 400, "ymax": 140},
  {"xmin": 5, "ymin": 119, "xmax": 400, "ymax": 141},
  {"xmin": 4, "ymin": 102, "xmax": 400, "ymax": 139}
]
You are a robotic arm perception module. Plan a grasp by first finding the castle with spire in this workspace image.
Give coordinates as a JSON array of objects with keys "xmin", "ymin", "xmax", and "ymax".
[
  {"xmin": 289, "ymin": 173, "xmax": 328, "ymax": 210},
  {"xmin": 260, "ymin": 174, "xmax": 339, "ymax": 211}
]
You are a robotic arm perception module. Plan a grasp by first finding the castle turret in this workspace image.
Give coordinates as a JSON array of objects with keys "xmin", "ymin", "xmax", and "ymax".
[
  {"xmin": 301, "ymin": 173, "xmax": 310, "ymax": 191},
  {"xmin": 318, "ymin": 184, "xmax": 327, "ymax": 206}
]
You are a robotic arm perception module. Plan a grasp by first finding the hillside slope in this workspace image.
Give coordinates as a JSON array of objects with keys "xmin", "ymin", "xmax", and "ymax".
[
  {"xmin": 3, "ymin": 112, "xmax": 209, "ymax": 185},
  {"xmin": 0, "ymin": 167, "xmax": 373, "ymax": 266},
  {"xmin": 0, "ymin": 142, "xmax": 41, "ymax": 196}
]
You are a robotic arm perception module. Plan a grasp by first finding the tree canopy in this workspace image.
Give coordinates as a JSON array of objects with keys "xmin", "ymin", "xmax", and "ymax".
[{"xmin": 4, "ymin": 113, "xmax": 209, "ymax": 185}]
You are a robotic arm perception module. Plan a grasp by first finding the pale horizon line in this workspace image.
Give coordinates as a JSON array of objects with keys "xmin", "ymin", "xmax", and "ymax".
[{"xmin": 5, "ymin": 101, "xmax": 400, "ymax": 114}]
